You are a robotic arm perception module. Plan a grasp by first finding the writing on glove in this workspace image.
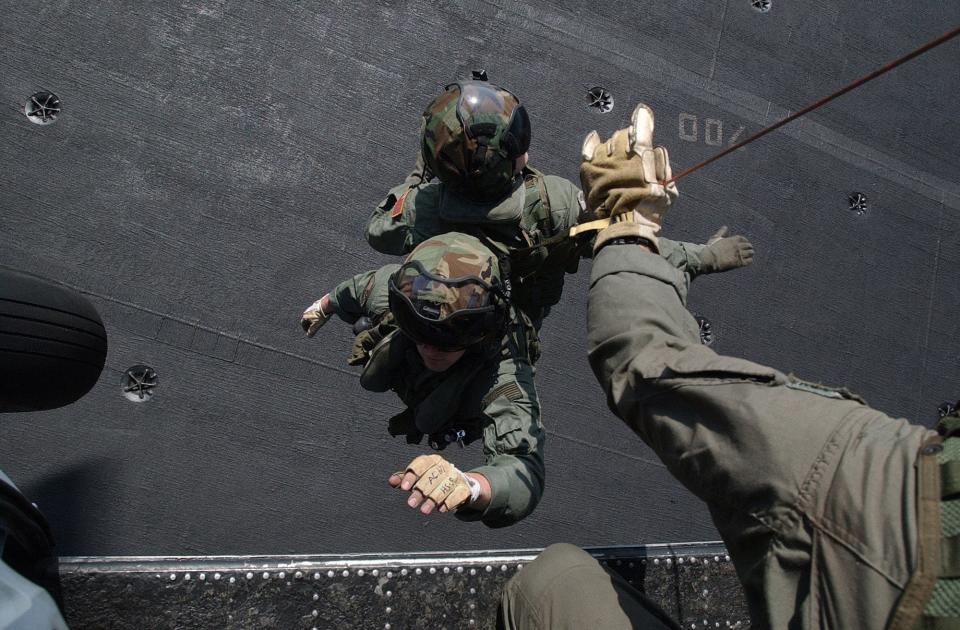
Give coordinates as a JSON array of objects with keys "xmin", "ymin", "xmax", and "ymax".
[{"xmin": 389, "ymin": 454, "xmax": 479, "ymax": 515}]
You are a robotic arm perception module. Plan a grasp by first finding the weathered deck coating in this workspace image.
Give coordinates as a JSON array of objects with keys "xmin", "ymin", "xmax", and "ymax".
[{"xmin": 1, "ymin": 1, "xmax": 958, "ymax": 562}]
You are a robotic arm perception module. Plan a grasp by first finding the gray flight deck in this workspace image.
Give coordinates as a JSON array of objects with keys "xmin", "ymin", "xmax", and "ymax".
[{"xmin": 1, "ymin": 0, "xmax": 959, "ymax": 626}]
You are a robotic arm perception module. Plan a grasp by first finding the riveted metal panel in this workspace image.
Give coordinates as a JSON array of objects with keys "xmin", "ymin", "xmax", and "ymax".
[{"xmin": 59, "ymin": 544, "xmax": 750, "ymax": 629}]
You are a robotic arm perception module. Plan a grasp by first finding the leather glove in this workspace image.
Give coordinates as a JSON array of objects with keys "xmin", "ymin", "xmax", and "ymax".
[
  {"xmin": 580, "ymin": 103, "xmax": 678, "ymax": 253},
  {"xmin": 700, "ymin": 226, "xmax": 755, "ymax": 273},
  {"xmin": 396, "ymin": 454, "xmax": 476, "ymax": 512},
  {"xmin": 300, "ymin": 295, "xmax": 332, "ymax": 337}
]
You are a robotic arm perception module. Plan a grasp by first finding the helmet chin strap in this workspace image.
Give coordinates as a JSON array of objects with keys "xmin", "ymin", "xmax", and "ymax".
[
  {"xmin": 468, "ymin": 121, "xmax": 499, "ymax": 176},
  {"xmin": 469, "ymin": 137, "xmax": 490, "ymax": 177}
]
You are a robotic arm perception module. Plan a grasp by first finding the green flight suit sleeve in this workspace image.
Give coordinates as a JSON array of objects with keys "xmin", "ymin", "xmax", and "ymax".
[
  {"xmin": 542, "ymin": 175, "xmax": 586, "ymax": 232},
  {"xmin": 366, "ymin": 181, "xmax": 417, "ymax": 255},
  {"xmin": 657, "ymin": 237, "xmax": 709, "ymax": 288},
  {"xmin": 541, "ymin": 175, "xmax": 595, "ymax": 265},
  {"xmin": 585, "ymin": 243, "xmax": 931, "ymax": 629},
  {"xmin": 326, "ymin": 264, "xmax": 398, "ymax": 324},
  {"xmin": 365, "ymin": 155, "xmax": 432, "ymax": 254},
  {"xmin": 456, "ymin": 350, "xmax": 545, "ymax": 528},
  {"xmin": 367, "ymin": 178, "xmax": 449, "ymax": 256}
]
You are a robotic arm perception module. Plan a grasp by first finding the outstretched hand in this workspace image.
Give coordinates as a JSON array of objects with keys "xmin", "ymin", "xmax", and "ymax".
[
  {"xmin": 388, "ymin": 454, "xmax": 488, "ymax": 515},
  {"xmin": 300, "ymin": 294, "xmax": 332, "ymax": 337},
  {"xmin": 701, "ymin": 226, "xmax": 755, "ymax": 273}
]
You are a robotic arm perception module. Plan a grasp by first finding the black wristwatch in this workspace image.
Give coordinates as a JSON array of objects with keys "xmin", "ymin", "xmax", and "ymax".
[{"xmin": 595, "ymin": 236, "xmax": 655, "ymax": 254}]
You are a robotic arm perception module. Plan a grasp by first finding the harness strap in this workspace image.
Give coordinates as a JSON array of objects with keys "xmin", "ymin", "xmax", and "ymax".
[
  {"xmin": 526, "ymin": 167, "xmax": 554, "ymax": 236},
  {"xmin": 508, "ymin": 217, "xmax": 614, "ymax": 255},
  {"xmin": 388, "ymin": 408, "xmax": 483, "ymax": 451},
  {"xmin": 387, "ymin": 408, "xmax": 424, "ymax": 445},
  {"xmin": 471, "ymin": 231, "xmax": 513, "ymax": 303},
  {"xmin": 888, "ymin": 437, "xmax": 943, "ymax": 629},
  {"xmin": 921, "ymin": 426, "xmax": 960, "ymax": 625},
  {"xmin": 428, "ymin": 424, "xmax": 484, "ymax": 451},
  {"xmin": 922, "ymin": 618, "xmax": 960, "ymax": 629},
  {"xmin": 942, "ymin": 461, "xmax": 960, "ymax": 499},
  {"xmin": 942, "ymin": 536, "xmax": 960, "ymax": 578}
]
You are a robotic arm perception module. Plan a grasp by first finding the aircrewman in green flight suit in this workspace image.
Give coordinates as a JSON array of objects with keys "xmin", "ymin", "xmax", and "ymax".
[
  {"xmin": 302, "ymin": 232, "xmax": 545, "ymax": 527},
  {"xmin": 498, "ymin": 104, "xmax": 960, "ymax": 629}
]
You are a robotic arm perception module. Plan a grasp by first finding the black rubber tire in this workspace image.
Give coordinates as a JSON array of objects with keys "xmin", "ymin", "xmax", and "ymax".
[{"xmin": 0, "ymin": 268, "xmax": 107, "ymax": 412}]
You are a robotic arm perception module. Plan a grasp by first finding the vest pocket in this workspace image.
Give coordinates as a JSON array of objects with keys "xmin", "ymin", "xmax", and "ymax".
[{"xmin": 487, "ymin": 414, "xmax": 528, "ymax": 454}]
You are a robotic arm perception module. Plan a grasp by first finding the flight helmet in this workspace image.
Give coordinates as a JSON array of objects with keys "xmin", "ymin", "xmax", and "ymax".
[
  {"xmin": 388, "ymin": 232, "xmax": 509, "ymax": 351},
  {"xmin": 420, "ymin": 78, "xmax": 531, "ymax": 201}
]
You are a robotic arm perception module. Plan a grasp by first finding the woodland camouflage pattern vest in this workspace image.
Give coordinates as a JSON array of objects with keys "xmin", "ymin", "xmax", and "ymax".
[
  {"xmin": 421, "ymin": 166, "xmax": 584, "ymax": 326},
  {"xmin": 891, "ymin": 403, "xmax": 960, "ymax": 629}
]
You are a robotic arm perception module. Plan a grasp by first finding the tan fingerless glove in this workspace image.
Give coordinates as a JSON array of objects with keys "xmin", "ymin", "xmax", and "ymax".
[{"xmin": 403, "ymin": 454, "xmax": 475, "ymax": 511}]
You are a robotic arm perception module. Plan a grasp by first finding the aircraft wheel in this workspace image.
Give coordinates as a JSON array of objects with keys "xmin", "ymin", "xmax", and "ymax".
[{"xmin": 0, "ymin": 268, "xmax": 107, "ymax": 412}]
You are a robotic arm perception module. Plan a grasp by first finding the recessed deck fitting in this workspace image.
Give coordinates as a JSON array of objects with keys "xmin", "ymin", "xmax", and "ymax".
[
  {"xmin": 123, "ymin": 365, "xmax": 159, "ymax": 402},
  {"xmin": 848, "ymin": 192, "xmax": 868, "ymax": 215},
  {"xmin": 695, "ymin": 316, "xmax": 715, "ymax": 346},
  {"xmin": 586, "ymin": 87, "xmax": 614, "ymax": 113},
  {"xmin": 25, "ymin": 91, "xmax": 61, "ymax": 124}
]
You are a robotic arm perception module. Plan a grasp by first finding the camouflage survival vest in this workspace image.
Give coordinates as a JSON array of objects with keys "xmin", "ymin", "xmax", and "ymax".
[
  {"xmin": 348, "ymin": 307, "xmax": 540, "ymax": 449},
  {"xmin": 349, "ymin": 305, "xmax": 540, "ymax": 373},
  {"xmin": 890, "ymin": 403, "xmax": 960, "ymax": 628},
  {"xmin": 416, "ymin": 166, "xmax": 584, "ymax": 326}
]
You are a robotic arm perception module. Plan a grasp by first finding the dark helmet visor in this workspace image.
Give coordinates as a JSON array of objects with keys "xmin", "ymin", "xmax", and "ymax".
[
  {"xmin": 388, "ymin": 261, "xmax": 506, "ymax": 351},
  {"xmin": 447, "ymin": 81, "xmax": 531, "ymax": 158}
]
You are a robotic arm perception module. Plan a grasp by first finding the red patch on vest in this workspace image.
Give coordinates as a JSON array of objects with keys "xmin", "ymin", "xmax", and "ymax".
[{"xmin": 390, "ymin": 191, "xmax": 409, "ymax": 219}]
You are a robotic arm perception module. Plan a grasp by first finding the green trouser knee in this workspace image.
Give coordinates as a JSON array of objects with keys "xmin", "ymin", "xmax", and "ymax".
[{"xmin": 498, "ymin": 543, "xmax": 680, "ymax": 630}]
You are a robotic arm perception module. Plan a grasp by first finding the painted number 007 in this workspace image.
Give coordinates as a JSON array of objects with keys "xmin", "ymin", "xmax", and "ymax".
[{"xmin": 678, "ymin": 113, "xmax": 744, "ymax": 146}]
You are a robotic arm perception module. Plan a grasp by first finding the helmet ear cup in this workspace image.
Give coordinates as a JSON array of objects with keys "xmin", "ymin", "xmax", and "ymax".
[{"xmin": 501, "ymin": 105, "xmax": 531, "ymax": 158}]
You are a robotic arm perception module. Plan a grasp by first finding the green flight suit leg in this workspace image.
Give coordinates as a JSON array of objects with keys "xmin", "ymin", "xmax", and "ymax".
[
  {"xmin": 498, "ymin": 543, "xmax": 679, "ymax": 630},
  {"xmin": 586, "ymin": 244, "xmax": 935, "ymax": 629}
]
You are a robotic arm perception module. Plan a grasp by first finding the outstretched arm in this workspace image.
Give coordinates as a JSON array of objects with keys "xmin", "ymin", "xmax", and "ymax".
[
  {"xmin": 326, "ymin": 264, "xmax": 397, "ymax": 323},
  {"xmin": 659, "ymin": 226, "xmax": 754, "ymax": 287},
  {"xmin": 457, "ymin": 352, "xmax": 545, "ymax": 528},
  {"xmin": 300, "ymin": 264, "xmax": 398, "ymax": 336}
]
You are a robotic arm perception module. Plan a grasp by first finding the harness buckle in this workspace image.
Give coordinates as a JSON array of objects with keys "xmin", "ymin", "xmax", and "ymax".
[{"xmin": 429, "ymin": 428, "xmax": 468, "ymax": 451}]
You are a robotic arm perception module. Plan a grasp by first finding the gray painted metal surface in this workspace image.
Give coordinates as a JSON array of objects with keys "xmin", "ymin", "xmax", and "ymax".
[
  {"xmin": 0, "ymin": 0, "xmax": 958, "ymax": 561},
  {"xmin": 60, "ymin": 543, "xmax": 748, "ymax": 629}
]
